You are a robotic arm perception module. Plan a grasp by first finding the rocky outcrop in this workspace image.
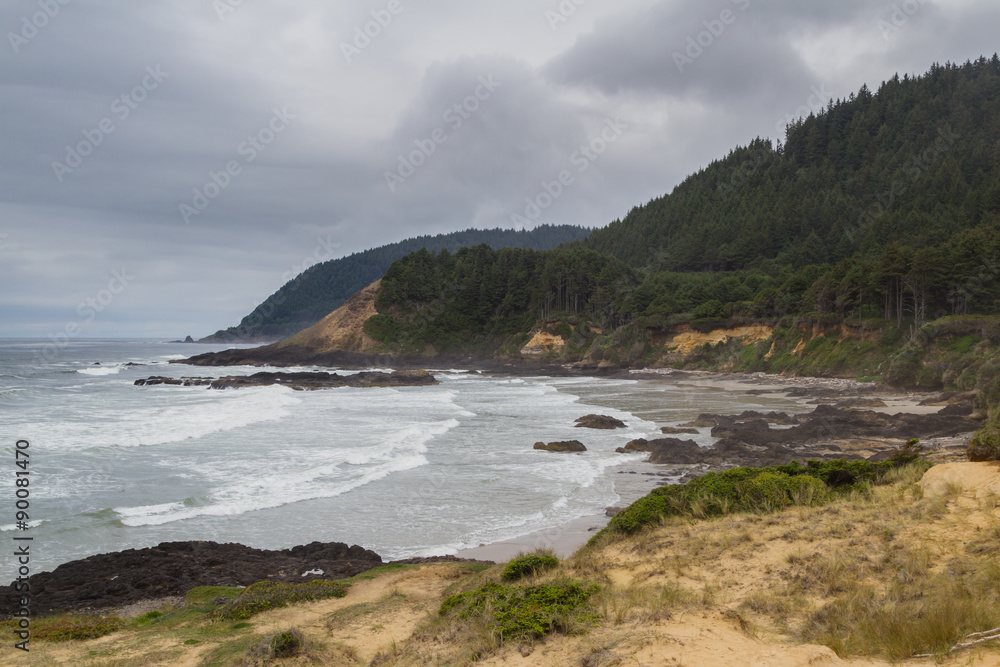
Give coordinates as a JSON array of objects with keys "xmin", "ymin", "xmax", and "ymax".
[
  {"xmin": 19, "ymin": 541, "xmax": 384, "ymax": 615},
  {"xmin": 534, "ymin": 440, "xmax": 587, "ymax": 453},
  {"xmin": 575, "ymin": 414, "xmax": 627, "ymax": 430},
  {"xmin": 279, "ymin": 280, "xmax": 382, "ymax": 354},
  {"xmin": 622, "ymin": 405, "xmax": 979, "ymax": 468},
  {"xmin": 521, "ymin": 331, "xmax": 567, "ymax": 357},
  {"xmin": 135, "ymin": 370, "xmax": 437, "ymax": 391},
  {"xmin": 660, "ymin": 426, "xmax": 700, "ymax": 435}
]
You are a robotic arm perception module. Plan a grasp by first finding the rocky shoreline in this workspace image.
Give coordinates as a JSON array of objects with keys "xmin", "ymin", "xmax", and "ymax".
[
  {"xmin": 616, "ymin": 403, "xmax": 978, "ymax": 468},
  {"xmin": 11, "ymin": 541, "xmax": 485, "ymax": 617},
  {"xmin": 41, "ymin": 365, "xmax": 980, "ymax": 621},
  {"xmin": 134, "ymin": 369, "xmax": 437, "ymax": 391}
]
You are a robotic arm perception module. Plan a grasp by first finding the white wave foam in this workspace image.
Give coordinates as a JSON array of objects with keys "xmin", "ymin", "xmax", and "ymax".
[
  {"xmin": 115, "ymin": 453, "xmax": 429, "ymax": 527},
  {"xmin": 115, "ymin": 417, "xmax": 460, "ymax": 527},
  {"xmin": 78, "ymin": 365, "xmax": 124, "ymax": 376}
]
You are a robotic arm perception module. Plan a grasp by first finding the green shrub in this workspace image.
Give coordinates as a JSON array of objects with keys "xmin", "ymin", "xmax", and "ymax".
[
  {"xmin": 268, "ymin": 628, "xmax": 305, "ymax": 657},
  {"xmin": 363, "ymin": 314, "xmax": 403, "ymax": 344},
  {"xmin": 602, "ymin": 458, "xmax": 926, "ymax": 537},
  {"xmin": 135, "ymin": 610, "xmax": 164, "ymax": 625},
  {"xmin": 969, "ymin": 423, "xmax": 1000, "ymax": 462},
  {"xmin": 743, "ymin": 472, "xmax": 791, "ymax": 511},
  {"xmin": 502, "ymin": 553, "xmax": 559, "ymax": 582},
  {"xmin": 440, "ymin": 581, "xmax": 599, "ymax": 643},
  {"xmin": 211, "ymin": 580, "xmax": 348, "ymax": 621}
]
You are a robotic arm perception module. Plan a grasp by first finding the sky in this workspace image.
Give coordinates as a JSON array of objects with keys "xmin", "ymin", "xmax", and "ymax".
[{"xmin": 1, "ymin": 0, "xmax": 997, "ymax": 338}]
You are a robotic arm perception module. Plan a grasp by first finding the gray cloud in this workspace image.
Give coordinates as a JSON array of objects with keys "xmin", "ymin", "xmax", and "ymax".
[{"xmin": 0, "ymin": 0, "xmax": 997, "ymax": 337}]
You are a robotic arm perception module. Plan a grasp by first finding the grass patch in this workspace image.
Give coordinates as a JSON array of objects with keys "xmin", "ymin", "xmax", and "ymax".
[
  {"xmin": 802, "ymin": 562, "xmax": 1000, "ymax": 660},
  {"xmin": 439, "ymin": 580, "xmax": 600, "ymax": 644},
  {"xmin": 501, "ymin": 551, "xmax": 559, "ymax": 582},
  {"xmin": 211, "ymin": 579, "xmax": 349, "ymax": 621},
  {"xmin": 135, "ymin": 610, "xmax": 165, "ymax": 626},
  {"xmin": 29, "ymin": 615, "xmax": 127, "ymax": 642},
  {"xmin": 186, "ymin": 585, "xmax": 244, "ymax": 605},
  {"xmin": 600, "ymin": 458, "xmax": 928, "ymax": 538}
]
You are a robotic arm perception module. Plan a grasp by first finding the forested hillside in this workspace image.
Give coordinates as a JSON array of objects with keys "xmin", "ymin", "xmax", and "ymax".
[
  {"xmin": 202, "ymin": 225, "xmax": 591, "ymax": 341},
  {"xmin": 372, "ymin": 57, "xmax": 1000, "ymax": 348},
  {"xmin": 361, "ymin": 57, "xmax": 1000, "ymax": 460}
]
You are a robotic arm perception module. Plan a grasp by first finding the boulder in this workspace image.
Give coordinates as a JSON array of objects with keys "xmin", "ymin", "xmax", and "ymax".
[
  {"xmin": 534, "ymin": 440, "xmax": 587, "ymax": 453},
  {"xmin": 575, "ymin": 414, "xmax": 627, "ymax": 429}
]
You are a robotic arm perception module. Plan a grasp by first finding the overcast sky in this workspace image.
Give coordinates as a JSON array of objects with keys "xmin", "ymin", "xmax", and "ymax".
[{"xmin": 1, "ymin": 0, "xmax": 997, "ymax": 338}]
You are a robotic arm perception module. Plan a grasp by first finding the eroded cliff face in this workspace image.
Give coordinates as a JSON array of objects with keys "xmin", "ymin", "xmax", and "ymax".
[{"xmin": 278, "ymin": 280, "xmax": 383, "ymax": 354}]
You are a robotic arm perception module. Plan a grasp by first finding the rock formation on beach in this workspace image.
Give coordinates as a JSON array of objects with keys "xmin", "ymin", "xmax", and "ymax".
[
  {"xmin": 575, "ymin": 414, "xmax": 627, "ymax": 429},
  {"xmin": 620, "ymin": 404, "xmax": 979, "ymax": 468},
  {"xmin": 134, "ymin": 370, "xmax": 437, "ymax": 391},
  {"xmin": 534, "ymin": 440, "xmax": 588, "ymax": 453},
  {"xmin": 21, "ymin": 541, "xmax": 384, "ymax": 615}
]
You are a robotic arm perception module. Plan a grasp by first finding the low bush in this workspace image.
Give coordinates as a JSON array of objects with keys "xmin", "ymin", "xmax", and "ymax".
[
  {"xmin": 440, "ymin": 581, "xmax": 600, "ymax": 643},
  {"xmin": 603, "ymin": 458, "xmax": 926, "ymax": 536},
  {"xmin": 501, "ymin": 553, "xmax": 559, "ymax": 582},
  {"xmin": 969, "ymin": 422, "xmax": 1000, "ymax": 462},
  {"xmin": 268, "ymin": 628, "xmax": 305, "ymax": 657}
]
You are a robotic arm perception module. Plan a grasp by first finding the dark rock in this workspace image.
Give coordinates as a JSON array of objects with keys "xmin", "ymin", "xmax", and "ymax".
[
  {"xmin": 605, "ymin": 507, "xmax": 625, "ymax": 517},
  {"xmin": 575, "ymin": 414, "xmax": 627, "ymax": 429},
  {"xmin": 919, "ymin": 391, "xmax": 978, "ymax": 407},
  {"xmin": 135, "ymin": 370, "xmax": 438, "ymax": 391},
  {"xmin": 534, "ymin": 440, "xmax": 587, "ymax": 453},
  {"xmin": 833, "ymin": 398, "xmax": 888, "ymax": 409},
  {"xmin": 616, "ymin": 438, "xmax": 651, "ymax": 454},
  {"xmin": 625, "ymin": 403, "xmax": 977, "ymax": 469},
  {"xmin": 660, "ymin": 426, "xmax": 700, "ymax": 435},
  {"xmin": 15, "ymin": 540, "xmax": 383, "ymax": 616},
  {"xmin": 645, "ymin": 439, "xmax": 707, "ymax": 464},
  {"xmin": 938, "ymin": 401, "xmax": 974, "ymax": 417}
]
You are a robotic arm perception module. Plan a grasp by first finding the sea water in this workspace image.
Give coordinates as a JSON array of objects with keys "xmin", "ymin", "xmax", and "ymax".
[{"xmin": 0, "ymin": 339, "xmax": 806, "ymax": 572}]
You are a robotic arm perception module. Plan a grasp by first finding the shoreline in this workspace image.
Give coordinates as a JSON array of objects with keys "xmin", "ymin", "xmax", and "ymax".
[{"xmin": 20, "ymin": 366, "xmax": 977, "ymax": 617}]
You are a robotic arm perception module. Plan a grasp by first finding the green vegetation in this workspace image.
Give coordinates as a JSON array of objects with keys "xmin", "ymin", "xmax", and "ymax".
[
  {"xmin": 267, "ymin": 628, "xmax": 306, "ymax": 658},
  {"xmin": 439, "ymin": 581, "xmax": 600, "ymax": 643},
  {"xmin": 602, "ymin": 457, "xmax": 927, "ymax": 537},
  {"xmin": 28, "ymin": 615, "xmax": 127, "ymax": 642},
  {"xmin": 368, "ymin": 244, "xmax": 637, "ymax": 355},
  {"xmin": 501, "ymin": 552, "xmax": 560, "ymax": 582},
  {"xmin": 356, "ymin": 58, "xmax": 1000, "ymax": 459},
  {"xmin": 135, "ymin": 610, "xmax": 165, "ymax": 625},
  {"xmin": 211, "ymin": 579, "xmax": 349, "ymax": 621},
  {"xmin": 204, "ymin": 224, "xmax": 592, "ymax": 341}
]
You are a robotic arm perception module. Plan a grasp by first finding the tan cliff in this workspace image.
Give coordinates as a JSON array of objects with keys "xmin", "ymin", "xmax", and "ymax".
[{"xmin": 278, "ymin": 280, "xmax": 382, "ymax": 354}]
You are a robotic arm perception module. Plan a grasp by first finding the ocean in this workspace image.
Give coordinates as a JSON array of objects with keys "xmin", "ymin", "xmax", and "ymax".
[{"xmin": 0, "ymin": 339, "xmax": 807, "ymax": 573}]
